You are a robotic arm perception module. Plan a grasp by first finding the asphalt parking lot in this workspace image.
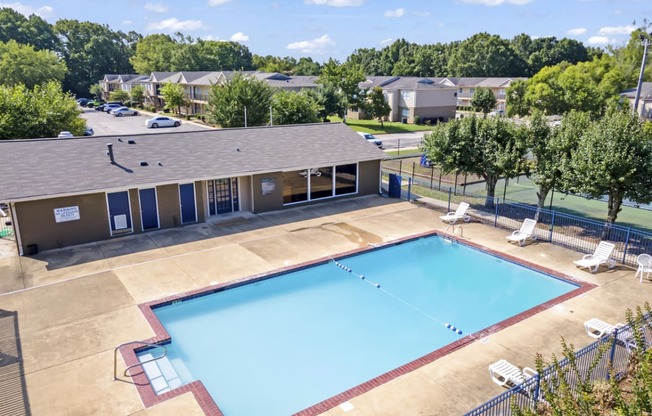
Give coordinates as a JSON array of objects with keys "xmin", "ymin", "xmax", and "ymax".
[{"xmin": 79, "ymin": 106, "xmax": 214, "ymax": 137}]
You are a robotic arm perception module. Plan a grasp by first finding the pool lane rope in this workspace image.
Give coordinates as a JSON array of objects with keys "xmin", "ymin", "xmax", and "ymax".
[{"xmin": 330, "ymin": 259, "xmax": 464, "ymax": 336}]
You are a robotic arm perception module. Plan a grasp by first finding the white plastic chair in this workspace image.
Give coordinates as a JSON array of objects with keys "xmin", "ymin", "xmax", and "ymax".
[
  {"xmin": 573, "ymin": 241, "xmax": 616, "ymax": 273},
  {"xmin": 440, "ymin": 202, "xmax": 470, "ymax": 224},
  {"xmin": 635, "ymin": 253, "xmax": 652, "ymax": 283},
  {"xmin": 488, "ymin": 359, "xmax": 537, "ymax": 389},
  {"xmin": 506, "ymin": 219, "xmax": 538, "ymax": 247},
  {"xmin": 584, "ymin": 318, "xmax": 623, "ymax": 339}
]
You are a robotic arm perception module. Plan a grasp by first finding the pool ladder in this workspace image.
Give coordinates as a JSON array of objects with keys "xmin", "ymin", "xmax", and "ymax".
[
  {"xmin": 113, "ymin": 341, "xmax": 167, "ymax": 381},
  {"xmin": 444, "ymin": 223, "xmax": 464, "ymax": 238}
]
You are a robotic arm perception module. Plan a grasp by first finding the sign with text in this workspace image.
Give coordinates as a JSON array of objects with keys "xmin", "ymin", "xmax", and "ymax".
[{"xmin": 54, "ymin": 206, "xmax": 80, "ymax": 223}]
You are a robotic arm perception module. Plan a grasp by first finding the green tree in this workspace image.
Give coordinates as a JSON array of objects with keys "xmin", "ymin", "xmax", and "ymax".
[
  {"xmin": 422, "ymin": 116, "xmax": 526, "ymax": 208},
  {"xmin": 130, "ymin": 34, "xmax": 177, "ymax": 73},
  {"xmin": 505, "ymin": 79, "xmax": 529, "ymax": 117},
  {"xmin": 0, "ymin": 81, "xmax": 86, "ymax": 139},
  {"xmin": 89, "ymin": 84, "xmax": 102, "ymax": 100},
  {"xmin": 365, "ymin": 86, "xmax": 390, "ymax": 127},
  {"xmin": 447, "ymin": 32, "xmax": 526, "ymax": 77},
  {"xmin": 159, "ymin": 82, "xmax": 187, "ymax": 114},
  {"xmin": 521, "ymin": 111, "xmax": 590, "ymax": 212},
  {"xmin": 0, "ymin": 40, "xmax": 66, "ymax": 89},
  {"xmin": 110, "ymin": 89, "xmax": 130, "ymax": 103},
  {"xmin": 206, "ymin": 73, "xmax": 273, "ymax": 128},
  {"xmin": 54, "ymin": 19, "xmax": 135, "ymax": 97},
  {"xmin": 470, "ymin": 87, "xmax": 497, "ymax": 116},
  {"xmin": 311, "ymin": 84, "xmax": 346, "ymax": 121},
  {"xmin": 0, "ymin": 7, "xmax": 59, "ymax": 51},
  {"xmin": 609, "ymin": 29, "xmax": 652, "ymax": 86},
  {"xmin": 172, "ymin": 39, "xmax": 253, "ymax": 71},
  {"xmin": 271, "ymin": 90, "xmax": 320, "ymax": 125},
  {"xmin": 317, "ymin": 59, "xmax": 365, "ymax": 108},
  {"xmin": 563, "ymin": 109, "xmax": 652, "ymax": 227},
  {"xmin": 293, "ymin": 57, "xmax": 321, "ymax": 75},
  {"xmin": 130, "ymin": 85, "xmax": 145, "ymax": 107}
]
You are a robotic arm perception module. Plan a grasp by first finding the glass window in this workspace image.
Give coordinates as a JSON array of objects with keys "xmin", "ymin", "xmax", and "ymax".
[
  {"xmin": 469, "ymin": 88, "xmax": 475, "ymax": 94},
  {"xmin": 283, "ymin": 171, "xmax": 308, "ymax": 204},
  {"xmin": 335, "ymin": 164, "xmax": 357, "ymax": 195},
  {"xmin": 310, "ymin": 167, "xmax": 333, "ymax": 200}
]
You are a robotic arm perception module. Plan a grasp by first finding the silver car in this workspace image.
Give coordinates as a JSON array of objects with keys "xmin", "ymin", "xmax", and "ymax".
[{"xmin": 112, "ymin": 107, "xmax": 139, "ymax": 117}]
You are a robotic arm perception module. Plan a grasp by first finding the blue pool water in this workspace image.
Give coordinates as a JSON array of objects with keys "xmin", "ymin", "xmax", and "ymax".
[{"xmin": 145, "ymin": 235, "xmax": 577, "ymax": 416}]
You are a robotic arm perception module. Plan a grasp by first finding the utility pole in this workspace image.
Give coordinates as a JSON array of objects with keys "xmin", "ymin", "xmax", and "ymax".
[
  {"xmin": 634, "ymin": 36, "xmax": 650, "ymax": 115},
  {"xmin": 633, "ymin": 19, "xmax": 651, "ymax": 115}
]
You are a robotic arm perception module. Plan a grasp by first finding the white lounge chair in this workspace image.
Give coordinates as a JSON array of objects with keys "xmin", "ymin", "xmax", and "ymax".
[
  {"xmin": 488, "ymin": 359, "xmax": 537, "ymax": 389},
  {"xmin": 635, "ymin": 253, "xmax": 652, "ymax": 283},
  {"xmin": 506, "ymin": 219, "xmax": 538, "ymax": 246},
  {"xmin": 573, "ymin": 241, "xmax": 616, "ymax": 273},
  {"xmin": 584, "ymin": 318, "xmax": 624, "ymax": 339},
  {"xmin": 440, "ymin": 202, "xmax": 470, "ymax": 224}
]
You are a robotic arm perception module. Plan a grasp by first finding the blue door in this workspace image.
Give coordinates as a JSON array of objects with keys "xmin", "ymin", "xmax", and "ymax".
[
  {"xmin": 107, "ymin": 191, "xmax": 132, "ymax": 233},
  {"xmin": 179, "ymin": 183, "xmax": 197, "ymax": 224},
  {"xmin": 139, "ymin": 188, "xmax": 159, "ymax": 230}
]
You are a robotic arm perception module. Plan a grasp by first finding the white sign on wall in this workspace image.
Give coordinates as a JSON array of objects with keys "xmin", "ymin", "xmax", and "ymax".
[{"xmin": 54, "ymin": 206, "xmax": 80, "ymax": 223}]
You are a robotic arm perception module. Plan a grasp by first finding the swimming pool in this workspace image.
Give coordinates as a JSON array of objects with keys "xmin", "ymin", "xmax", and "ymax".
[{"xmin": 136, "ymin": 234, "xmax": 584, "ymax": 415}]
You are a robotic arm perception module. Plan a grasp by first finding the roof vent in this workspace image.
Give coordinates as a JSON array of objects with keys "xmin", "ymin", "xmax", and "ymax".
[
  {"xmin": 107, "ymin": 143, "xmax": 115, "ymax": 164},
  {"xmin": 128, "ymin": 139, "xmax": 136, "ymax": 144},
  {"xmin": 157, "ymin": 162, "xmax": 163, "ymax": 166},
  {"xmin": 117, "ymin": 138, "xmax": 123, "ymax": 142},
  {"xmin": 236, "ymin": 147, "xmax": 241, "ymax": 152},
  {"xmin": 140, "ymin": 161, "xmax": 148, "ymax": 167}
]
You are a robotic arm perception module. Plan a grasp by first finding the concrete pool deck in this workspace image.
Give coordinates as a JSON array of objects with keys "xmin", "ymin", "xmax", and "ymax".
[{"xmin": 0, "ymin": 195, "xmax": 648, "ymax": 416}]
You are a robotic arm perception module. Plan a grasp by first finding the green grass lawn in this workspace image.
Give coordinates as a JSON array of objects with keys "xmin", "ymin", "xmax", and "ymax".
[{"xmin": 329, "ymin": 116, "xmax": 435, "ymax": 134}]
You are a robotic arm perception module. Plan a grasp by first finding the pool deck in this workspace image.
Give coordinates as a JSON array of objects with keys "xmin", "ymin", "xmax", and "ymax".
[{"xmin": 0, "ymin": 195, "xmax": 649, "ymax": 416}]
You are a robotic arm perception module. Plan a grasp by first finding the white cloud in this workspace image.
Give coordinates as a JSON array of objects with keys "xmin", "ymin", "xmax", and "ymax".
[
  {"xmin": 587, "ymin": 36, "xmax": 615, "ymax": 45},
  {"xmin": 385, "ymin": 8, "xmax": 405, "ymax": 18},
  {"xmin": 566, "ymin": 27, "xmax": 587, "ymax": 36},
  {"xmin": 0, "ymin": 2, "xmax": 53, "ymax": 17},
  {"xmin": 598, "ymin": 25, "xmax": 635, "ymax": 35},
  {"xmin": 380, "ymin": 38, "xmax": 393, "ymax": 46},
  {"xmin": 146, "ymin": 18, "xmax": 205, "ymax": 32},
  {"xmin": 145, "ymin": 2, "xmax": 168, "ymax": 13},
  {"xmin": 287, "ymin": 34, "xmax": 335, "ymax": 54},
  {"xmin": 304, "ymin": 0, "xmax": 364, "ymax": 7},
  {"xmin": 230, "ymin": 32, "xmax": 249, "ymax": 42},
  {"xmin": 459, "ymin": 0, "xmax": 532, "ymax": 5},
  {"xmin": 208, "ymin": 0, "xmax": 232, "ymax": 5}
]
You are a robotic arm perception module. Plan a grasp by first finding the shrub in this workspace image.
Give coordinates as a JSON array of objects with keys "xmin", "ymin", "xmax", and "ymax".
[{"xmin": 414, "ymin": 115, "xmax": 421, "ymax": 125}]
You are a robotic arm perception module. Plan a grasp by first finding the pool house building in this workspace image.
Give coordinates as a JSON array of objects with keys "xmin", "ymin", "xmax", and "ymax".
[{"xmin": 0, "ymin": 123, "xmax": 385, "ymax": 255}]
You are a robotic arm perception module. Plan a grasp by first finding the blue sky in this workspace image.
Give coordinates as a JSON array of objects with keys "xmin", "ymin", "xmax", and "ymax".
[{"xmin": 3, "ymin": 0, "xmax": 651, "ymax": 62}]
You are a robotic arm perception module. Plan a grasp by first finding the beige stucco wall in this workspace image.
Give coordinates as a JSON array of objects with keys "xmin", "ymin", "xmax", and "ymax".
[
  {"xmin": 156, "ymin": 184, "xmax": 182, "ymax": 228},
  {"xmin": 252, "ymin": 172, "xmax": 285, "ymax": 213},
  {"xmin": 15, "ymin": 193, "xmax": 110, "ymax": 252}
]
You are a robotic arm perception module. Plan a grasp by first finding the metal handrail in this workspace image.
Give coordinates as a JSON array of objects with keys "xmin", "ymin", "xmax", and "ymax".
[{"xmin": 113, "ymin": 341, "xmax": 167, "ymax": 380}]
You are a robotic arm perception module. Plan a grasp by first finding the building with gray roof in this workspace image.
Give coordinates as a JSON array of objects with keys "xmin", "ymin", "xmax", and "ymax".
[{"xmin": 0, "ymin": 123, "xmax": 384, "ymax": 253}]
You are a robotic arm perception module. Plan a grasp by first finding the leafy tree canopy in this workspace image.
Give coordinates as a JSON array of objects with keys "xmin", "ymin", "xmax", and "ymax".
[
  {"xmin": 0, "ymin": 7, "xmax": 59, "ymax": 51},
  {"xmin": 159, "ymin": 82, "xmax": 186, "ymax": 114},
  {"xmin": 0, "ymin": 81, "xmax": 85, "ymax": 139},
  {"xmin": 0, "ymin": 40, "xmax": 66, "ymax": 89},
  {"xmin": 317, "ymin": 59, "xmax": 365, "ymax": 108},
  {"xmin": 447, "ymin": 32, "xmax": 526, "ymax": 77},
  {"xmin": 470, "ymin": 87, "xmax": 497, "ymax": 115},
  {"xmin": 206, "ymin": 73, "xmax": 274, "ymax": 128},
  {"xmin": 271, "ymin": 90, "xmax": 320, "ymax": 125},
  {"xmin": 365, "ymin": 86, "xmax": 390, "ymax": 127}
]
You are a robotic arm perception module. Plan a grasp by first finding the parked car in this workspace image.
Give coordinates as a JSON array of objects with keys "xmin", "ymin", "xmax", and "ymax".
[
  {"xmin": 112, "ymin": 107, "xmax": 139, "ymax": 117},
  {"xmin": 57, "ymin": 131, "xmax": 74, "ymax": 138},
  {"xmin": 76, "ymin": 98, "xmax": 91, "ymax": 107},
  {"xmin": 96, "ymin": 102, "xmax": 123, "ymax": 112},
  {"xmin": 86, "ymin": 100, "xmax": 104, "ymax": 108},
  {"xmin": 146, "ymin": 116, "xmax": 181, "ymax": 128},
  {"xmin": 84, "ymin": 127, "xmax": 94, "ymax": 136},
  {"xmin": 104, "ymin": 103, "xmax": 124, "ymax": 114},
  {"xmin": 357, "ymin": 132, "xmax": 384, "ymax": 149}
]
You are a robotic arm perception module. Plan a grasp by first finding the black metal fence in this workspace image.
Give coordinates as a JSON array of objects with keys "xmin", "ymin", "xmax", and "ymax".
[
  {"xmin": 0, "ymin": 204, "xmax": 13, "ymax": 239},
  {"xmin": 381, "ymin": 171, "xmax": 652, "ymax": 268},
  {"xmin": 465, "ymin": 313, "xmax": 652, "ymax": 416}
]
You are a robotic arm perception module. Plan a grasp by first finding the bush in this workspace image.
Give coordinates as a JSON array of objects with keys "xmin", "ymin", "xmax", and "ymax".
[
  {"xmin": 414, "ymin": 115, "xmax": 421, "ymax": 125},
  {"xmin": 163, "ymin": 107, "xmax": 170, "ymax": 113}
]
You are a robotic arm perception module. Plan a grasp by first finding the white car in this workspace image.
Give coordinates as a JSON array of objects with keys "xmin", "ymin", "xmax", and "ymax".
[
  {"xmin": 112, "ymin": 107, "xmax": 139, "ymax": 117},
  {"xmin": 146, "ymin": 116, "xmax": 182, "ymax": 128},
  {"xmin": 357, "ymin": 132, "xmax": 383, "ymax": 149},
  {"xmin": 57, "ymin": 131, "xmax": 74, "ymax": 138}
]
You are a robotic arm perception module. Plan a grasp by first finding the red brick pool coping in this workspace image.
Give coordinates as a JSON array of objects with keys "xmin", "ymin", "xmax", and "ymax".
[{"xmin": 121, "ymin": 230, "xmax": 596, "ymax": 416}]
